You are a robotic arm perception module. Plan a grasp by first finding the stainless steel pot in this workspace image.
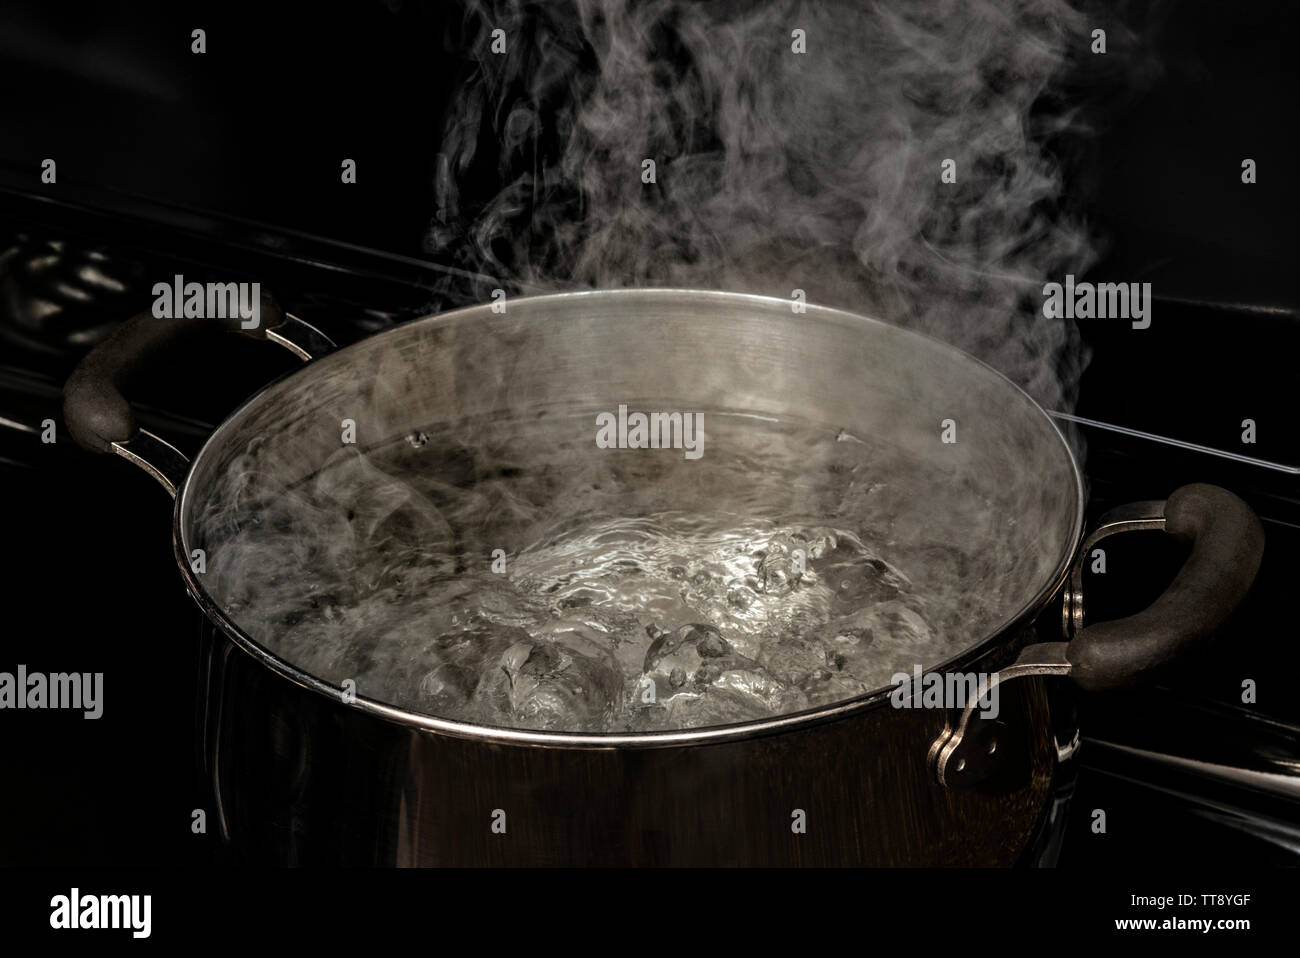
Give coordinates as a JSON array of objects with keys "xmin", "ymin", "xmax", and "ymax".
[{"xmin": 63, "ymin": 289, "xmax": 1264, "ymax": 865}]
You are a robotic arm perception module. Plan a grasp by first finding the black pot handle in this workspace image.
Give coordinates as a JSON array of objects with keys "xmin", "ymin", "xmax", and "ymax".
[
  {"xmin": 1063, "ymin": 483, "xmax": 1265, "ymax": 691},
  {"xmin": 931, "ymin": 483, "xmax": 1263, "ymax": 788},
  {"xmin": 62, "ymin": 292, "xmax": 334, "ymax": 493}
]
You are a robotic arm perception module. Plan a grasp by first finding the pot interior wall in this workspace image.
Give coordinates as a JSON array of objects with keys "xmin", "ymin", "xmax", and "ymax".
[{"xmin": 180, "ymin": 290, "xmax": 1081, "ymax": 714}]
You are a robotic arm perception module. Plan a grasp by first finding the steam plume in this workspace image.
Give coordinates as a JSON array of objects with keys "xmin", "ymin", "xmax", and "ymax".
[{"xmin": 430, "ymin": 0, "xmax": 1110, "ymax": 409}]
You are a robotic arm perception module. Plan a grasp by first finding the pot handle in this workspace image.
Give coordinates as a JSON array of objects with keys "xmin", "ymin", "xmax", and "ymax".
[
  {"xmin": 1062, "ymin": 483, "xmax": 1264, "ymax": 690},
  {"xmin": 931, "ymin": 483, "xmax": 1263, "ymax": 787},
  {"xmin": 62, "ymin": 291, "xmax": 334, "ymax": 496}
]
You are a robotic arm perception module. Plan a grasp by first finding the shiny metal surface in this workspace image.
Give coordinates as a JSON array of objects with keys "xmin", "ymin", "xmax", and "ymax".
[
  {"xmin": 264, "ymin": 312, "xmax": 336, "ymax": 362},
  {"xmin": 930, "ymin": 642, "xmax": 1073, "ymax": 788},
  {"xmin": 173, "ymin": 289, "xmax": 1087, "ymax": 747},
  {"xmin": 1083, "ymin": 696, "xmax": 1300, "ymax": 804},
  {"xmin": 1093, "ymin": 741, "xmax": 1300, "ymax": 802},
  {"xmin": 1062, "ymin": 500, "xmax": 1167, "ymax": 638},
  {"xmin": 105, "ymin": 315, "xmax": 333, "ymax": 500},
  {"xmin": 196, "ymin": 613, "xmax": 1062, "ymax": 865},
  {"xmin": 936, "ymin": 496, "xmax": 1169, "ymax": 789},
  {"xmin": 111, "ymin": 430, "xmax": 189, "ymax": 498},
  {"xmin": 103, "ymin": 288, "xmax": 1092, "ymax": 863}
]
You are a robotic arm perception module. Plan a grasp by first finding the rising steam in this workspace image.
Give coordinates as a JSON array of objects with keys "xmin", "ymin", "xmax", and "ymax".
[
  {"xmin": 429, "ymin": 0, "xmax": 1110, "ymax": 409},
  {"xmin": 191, "ymin": 1, "xmax": 1148, "ymax": 732}
]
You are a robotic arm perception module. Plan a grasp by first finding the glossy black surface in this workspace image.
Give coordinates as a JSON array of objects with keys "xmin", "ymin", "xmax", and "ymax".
[{"xmin": 0, "ymin": 0, "xmax": 1296, "ymax": 866}]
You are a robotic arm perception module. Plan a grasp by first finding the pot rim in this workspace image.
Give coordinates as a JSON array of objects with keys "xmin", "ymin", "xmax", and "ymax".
[{"xmin": 172, "ymin": 288, "xmax": 1086, "ymax": 748}]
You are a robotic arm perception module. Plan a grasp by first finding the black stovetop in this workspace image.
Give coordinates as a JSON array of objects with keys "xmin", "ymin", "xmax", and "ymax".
[
  {"xmin": 0, "ymin": 0, "xmax": 1296, "ymax": 868},
  {"xmin": 0, "ymin": 190, "xmax": 1296, "ymax": 867}
]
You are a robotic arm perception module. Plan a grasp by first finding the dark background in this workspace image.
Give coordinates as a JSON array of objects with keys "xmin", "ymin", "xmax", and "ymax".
[
  {"xmin": 0, "ymin": 0, "xmax": 1295, "ymax": 868},
  {"xmin": 0, "ymin": 0, "xmax": 1294, "ymax": 460}
]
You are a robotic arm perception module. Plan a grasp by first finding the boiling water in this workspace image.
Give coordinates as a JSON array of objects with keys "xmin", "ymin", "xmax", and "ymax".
[{"xmin": 202, "ymin": 409, "xmax": 994, "ymax": 732}]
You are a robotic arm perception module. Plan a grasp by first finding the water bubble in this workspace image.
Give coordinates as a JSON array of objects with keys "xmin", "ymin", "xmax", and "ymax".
[
  {"xmin": 726, "ymin": 588, "xmax": 754, "ymax": 610},
  {"xmin": 203, "ymin": 413, "xmax": 963, "ymax": 732},
  {"xmin": 754, "ymin": 535, "xmax": 803, "ymax": 596},
  {"xmin": 479, "ymin": 639, "xmax": 622, "ymax": 731}
]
